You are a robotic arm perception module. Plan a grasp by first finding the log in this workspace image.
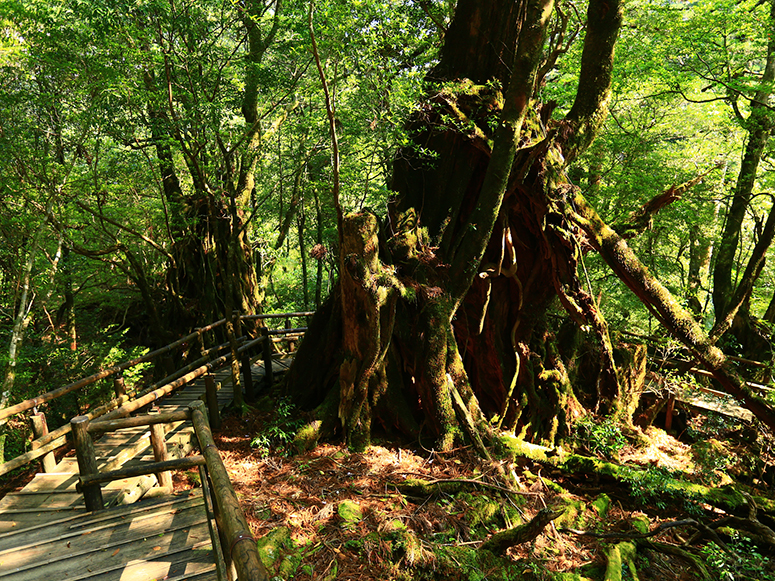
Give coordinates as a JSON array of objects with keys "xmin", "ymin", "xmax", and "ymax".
[{"xmin": 190, "ymin": 400, "xmax": 269, "ymax": 581}]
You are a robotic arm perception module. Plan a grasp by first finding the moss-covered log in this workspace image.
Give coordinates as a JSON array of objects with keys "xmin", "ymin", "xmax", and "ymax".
[
  {"xmin": 569, "ymin": 193, "xmax": 775, "ymax": 433},
  {"xmin": 479, "ymin": 507, "xmax": 565, "ymax": 554}
]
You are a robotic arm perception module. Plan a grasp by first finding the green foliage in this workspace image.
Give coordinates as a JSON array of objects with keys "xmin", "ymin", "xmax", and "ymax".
[
  {"xmin": 701, "ymin": 533, "xmax": 775, "ymax": 581},
  {"xmin": 250, "ymin": 396, "xmax": 305, "ymax": 457},
  {"xmin": 621, "ymin": 465, "xmax": 704, "ymax": 515},
  {"xmin": 573, "ymin": 416, "xmax": 627, "ymax": 460}
]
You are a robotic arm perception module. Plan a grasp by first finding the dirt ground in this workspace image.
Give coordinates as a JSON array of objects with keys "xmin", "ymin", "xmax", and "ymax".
[{"xmin": 198, "ymin": 407, "xmax": 709, "ymax": 581}]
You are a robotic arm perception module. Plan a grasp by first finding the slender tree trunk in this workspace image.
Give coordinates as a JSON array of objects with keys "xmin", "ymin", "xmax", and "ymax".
[
  {"xmin": 1, "ymin": 213, "xmax": 48, "ymax": 409},
  {"xmin": 62, "ymin": 244, "xmax": 77, "ymax": 350},
  {"xmin": 713, "ymin": 0, "xmax": 775, "ymax": 322},
  {"xmin": 313, "ymin": 186, "xmax": 324, "ymax": 308},
  {"xmin": 298, "ymin": 198, "xmax": 309, "ymax": 310}
]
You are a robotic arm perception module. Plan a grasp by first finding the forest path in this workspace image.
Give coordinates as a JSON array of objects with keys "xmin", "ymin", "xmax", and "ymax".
[{"xmin": 0, "ymin": 354, "xmax": 293, "ymax": 581}]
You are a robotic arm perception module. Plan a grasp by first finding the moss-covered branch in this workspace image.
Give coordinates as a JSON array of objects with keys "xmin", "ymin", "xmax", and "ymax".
[
  {"xmin": 479, "ymin": 507, "xmax": 565, "ymax": 554},
  {"xmin": 568, "ymin": 191, "xmax": 775, "ymax": 433}
]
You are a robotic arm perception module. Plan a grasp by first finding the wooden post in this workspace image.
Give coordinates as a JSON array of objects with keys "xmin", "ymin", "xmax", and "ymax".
[
  {"xmin": 71, "ymin": 415, "xmax": 104, "ymax": 511},
  {"xmin": 149, "ymin": 410, "xmax": 172, "ymax": 489},
  {"xmin": 204, "ymin": 373, "xmax": 222, "ymax": 431},
  {"xmin": 261, "ymin": 327, "xmax": 274, "ymax": 388},
  {"xmin": 196, "ymin": 327, "xmax": 208, "ymax": 358},
  {"xmin": 665, "ymin": 395, "xmax": 676, "ymax": 431},
  {"xmin": 30, "ymin": 412, "xmax": 56, "ymax": 473},
  {"xmin": 284, "ymin": 317, "xmax": 295, "ymax": 352},
  {"xmin": 113, "ymin": 372, "xmax": 126, "ymax": 398},
  {"xmin": 241, "ymin": 354, "xmax": 255, "ymax": 403}
]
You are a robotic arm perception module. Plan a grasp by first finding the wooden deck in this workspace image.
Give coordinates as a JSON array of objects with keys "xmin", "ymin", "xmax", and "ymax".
[{"xmin": 0, "ymin": 355, "xmax": 292, "ymax": 581}]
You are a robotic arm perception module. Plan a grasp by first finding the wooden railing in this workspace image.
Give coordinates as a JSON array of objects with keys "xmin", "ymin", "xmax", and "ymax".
[
  {"xmin": 0, "ymin": 310, "xmax": 313, "ymax": 476},
  {"xmin": 71, "ymin": 400, "xmax": 269, "ymax": 581}
]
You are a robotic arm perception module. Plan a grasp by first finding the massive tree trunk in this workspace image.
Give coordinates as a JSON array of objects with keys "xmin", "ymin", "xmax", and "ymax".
[
  {"xmin": 286, "ymin": 0, "xmax": 775, "ymax": 451},
  {"xmin": 286, "ymin": 0, "xmax": 624, "ymax": 450}
]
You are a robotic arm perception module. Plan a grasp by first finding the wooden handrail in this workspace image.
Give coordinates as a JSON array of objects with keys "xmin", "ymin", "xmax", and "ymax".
[
  {"xmin": 80, "ymin": 456, "xmax": 206, "ymax": 487},
  {"xmin": 0, "ymin": 318, "xmax": 228, "ymax": 422},
  {"xmin": 0, "ymin": 311, "xmax": 307, "ymax": 477},
  {"xmin": 242, "ymin": 311, "xmax": 314, "ymax": 321},
  {"xmin": 189, "ymin": 400, "xmax": 269, "ymax": 581},
  {"xmin": 0, "ymin": 336, "xmax": 265, "ymax": 476},
  {"xmin": 88, "ymin": 410, "xmax": 192, "ymax": 433}
]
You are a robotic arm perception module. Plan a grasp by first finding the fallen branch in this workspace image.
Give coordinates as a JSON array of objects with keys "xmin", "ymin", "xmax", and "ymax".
[
  {"xmin": 479, "ymin": 507, "xmax": 565, "ymax": 554},
  {"xmin": 637, "ymin": 540, "xmax": 713, "ymax": 581},
  {"xmin": 390, "ymin": 473, "xmax": 540, "ymax": 497},
  {"xmin": 560, "ymin": 518, "xmax": 699, "ymax": 540}
]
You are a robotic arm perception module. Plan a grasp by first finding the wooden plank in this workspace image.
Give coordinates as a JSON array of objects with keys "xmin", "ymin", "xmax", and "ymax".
[
  {"xmin": 0, "ymin": 493, "xmax": 202, "ymax": 547},
  {"xmin": 1, "ymin": 531, "xmax": 214, "ymax": 581},
  {"xmin": 0, "ymin": 504, "xmax": 209, "ymax": 564}
]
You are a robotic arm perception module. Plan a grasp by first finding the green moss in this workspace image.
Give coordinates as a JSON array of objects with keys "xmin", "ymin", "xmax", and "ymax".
[
  {"xmin": 554, "ymin": 574, "xmax": 596, "ymax": 581},
  {"xmin": 429, "ymin": 544, "xmax": 524, "ymax": 581},
  {"xmin": 590, "ymin": 494, "xmax": 611, "ymax": 518},
  {"xmin": 337, "ymin": 499, "xmax": 363, "ymax": 529},
  {"xmin": 499, "ymin": 434, "xmax": 554, "ymax": 463},
  {"xmin": 631, "ymin": 514, "xmax": 650, "ymax": 535},
  {"xmin": 541, "ymin": 477, "xmax": 567, "ymax": 495},
  {"xmin": 256, "ymin": 526, "xmax": 293, "ymax": 569},
  {"xmin": 463, "ymin": 493, "xmax": 501, "ymax": 529},
  {"xmin": 292, "ymin": 420, "xmax": 321, "ymax": 454},
  {"xmin": 603, "ymin": 542, "xmax": 637, "ymax": 581},
  {"xmin": 554, "ymin": 497, "xmax": 587, "ymax": 529}
]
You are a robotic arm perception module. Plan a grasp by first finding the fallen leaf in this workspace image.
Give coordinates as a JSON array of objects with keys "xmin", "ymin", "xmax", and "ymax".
[
  {"xmin": 111, "ymin": 548, "xmax": 120, "ymax": 557},
  {"xmin": 153, "ymin": 546, "xmax": 161, "ymax": 551}
]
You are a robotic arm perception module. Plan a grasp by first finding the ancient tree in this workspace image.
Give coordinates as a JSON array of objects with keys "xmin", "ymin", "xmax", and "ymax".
[{"xmin": 286, "ymin": 0, "xmax": 775, "ymax": 451}]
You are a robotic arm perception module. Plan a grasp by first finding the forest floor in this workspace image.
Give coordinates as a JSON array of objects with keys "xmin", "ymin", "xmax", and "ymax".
[
  {"xmin": 3, "ymin": 397, "xmax": 774, "ymax": 580},
  {"xmin": 196, "ymin": 398, "xmax": 775, "ymax": 581}
]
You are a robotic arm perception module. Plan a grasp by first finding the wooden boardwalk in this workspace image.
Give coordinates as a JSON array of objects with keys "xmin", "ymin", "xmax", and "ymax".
[{"xmin": 0, "ymin": 355, "xmax": 292, "ymax": 581}]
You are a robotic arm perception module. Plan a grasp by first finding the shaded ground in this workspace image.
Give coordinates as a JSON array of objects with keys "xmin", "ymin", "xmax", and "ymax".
[
  {"xmin": 3, "ymin": 395, "xmax": 774, "ymax": 580},
  {"xmin": 205, "ymin": 403, "xmax": 759, "ymax": 581}
]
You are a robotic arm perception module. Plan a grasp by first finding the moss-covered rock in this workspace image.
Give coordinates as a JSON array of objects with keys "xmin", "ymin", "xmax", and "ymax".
[
  {"xmin": 292, "ymin": 420, "xmax": 321, "ymax": 454},
  {"xmin": 337, "ymin": 499, "xmax": 363, "ymax": 530},
  {"xmin": 603, "ymin": 542, "xmax": 637, "ymax": 581},
  {"xmin": 256, "ymin": 526, "xmax": 294, "ymax": 570},
  {"xmin": 590, "ymin": 493, "xmax": 611, "ymax": 518}
]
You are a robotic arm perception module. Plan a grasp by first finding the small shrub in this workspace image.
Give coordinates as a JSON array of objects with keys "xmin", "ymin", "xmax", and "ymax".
[
  {"xmin": 573, "ymin": 416, "xmax": 627, "ymax": 460},
  {"xmin": 251, "ymin": 397, "xmax": 305, "ymax": 457}
]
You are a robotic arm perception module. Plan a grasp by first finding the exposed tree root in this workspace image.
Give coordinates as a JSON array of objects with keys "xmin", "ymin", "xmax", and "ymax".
[
  {"xmin": 637, "ymin": 540, "xmax": 713, "ymax": 581},
  {"xmin": 391, "ymin": 474, "xmax": 540, "ymax": 498},
  {"xmin": 479, "ymin": 507, "xmax": 565, "ymax": 555}
]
